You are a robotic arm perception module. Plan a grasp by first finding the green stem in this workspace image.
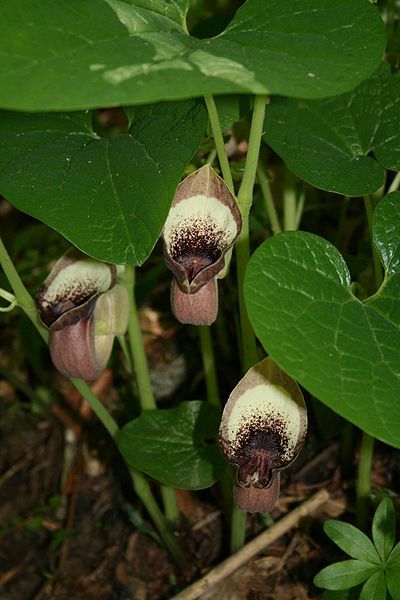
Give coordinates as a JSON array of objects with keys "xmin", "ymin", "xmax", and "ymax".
[
  {"xmin": 283, "ymin": 170, "xmax": 297, "ymax": 231},
  {"xmin": 204, "ymin": 95, "xmax": 235, "ymax": 194},
  {"xmin": 130, "ymin": 469, "xmax": 185, "ymax": 564},
  {"xmin": 0, "ymin": 236, "xmax": 49, "ymax": 343},
  {"xmin": 71, "ymin": 378, "xmax": 119, "ymax": 438},
  {"xmin": 388, "ymin": 171, "xmax": 400, "ymax": 194},
  {"xmin": 231, "ymin": 506, "xmax": 247, "ymax": 553},
  {"xmin": 229, "ymin": 96, "xmax": 268, "ymax": 553},
  {"xmin": 161, "ymin": 485, "xmax": 179, "ymax": 522},
  {"xmin": 124, "ymin": 265, "xmax": 180, "ymax": 522},
  {"xmin": 235, "ymin": 95, "xmax": 268, "ymax": 373},
  {"xmin": 124, "ymin": 266, "xmax": 156, "ymax": 411},
  {"xmin": 257, "ymin": 161, "xmax": 282, "ymax": 235},
  {"xmin": 356, "ymin": 432, "xmax": 374, "ymax": 529},
  {"xmin": 198, "ymin": 325, "xmax": 220, "ymax": 408}
]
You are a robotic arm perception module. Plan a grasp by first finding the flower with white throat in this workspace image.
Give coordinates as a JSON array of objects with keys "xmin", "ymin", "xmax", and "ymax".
[{"xmin": 163, "ymin": 164, "xmax": 241, "ymax": 325}]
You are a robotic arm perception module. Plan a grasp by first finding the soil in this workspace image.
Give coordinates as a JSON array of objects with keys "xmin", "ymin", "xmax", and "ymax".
[{"xmin": 1, "ymin": 365, "xmax": 396, "ymax": 600}]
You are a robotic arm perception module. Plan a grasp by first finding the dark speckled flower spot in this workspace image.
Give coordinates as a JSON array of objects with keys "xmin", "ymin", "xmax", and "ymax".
[
  {"xmin": 163, "ymin": 164, "xmax": 241, "ymax": 325},
  {"xmin": 219, "ymin": 357, "xmax": 307, "ymax": 513},
  {"xmin": 36, "ymin": 248, "xmax": 128, "ymax": 381}
]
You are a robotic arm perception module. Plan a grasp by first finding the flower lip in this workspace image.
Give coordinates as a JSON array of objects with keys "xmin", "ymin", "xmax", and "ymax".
[
  {"xmin": 36, "ymin": 248, "xmax": 116, "ymax": 330},
  {"xmin": 219, "ymin": 358, "xmax": 307, "ymax": 489},
  {"xmin": 163, "ymin": 165, "xmax": 242, "ymax": 293}
]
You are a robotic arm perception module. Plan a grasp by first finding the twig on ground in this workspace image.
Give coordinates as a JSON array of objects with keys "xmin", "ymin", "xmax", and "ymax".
[{"xmin": 172, "ymin": 489, "xmax": 330, "ymax": 600}]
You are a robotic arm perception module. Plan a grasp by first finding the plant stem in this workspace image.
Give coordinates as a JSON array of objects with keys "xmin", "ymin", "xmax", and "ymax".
[
  {"xmin": 0, "ymin": 236, "xmax": 49, "ymax": 343},
  {"xmin": 356, "ymin": 432, "xmax": 374, "ymax": 529},
  {"xmin": 231, "ymin": 506, "xmax": 247, "ymax": 553},
  {"xmin": 229, "ymin": 95, "xmax": 268, "ymax": 553},
  {"xmin": 283, "ymin": 170, "xmax": 298, "ymax": 231},
  {"xmin": 256, "ymin": 161, "xmax": 282, "ymax": 235},
  {"xmin": 204, "ymin": 95, "xmax": 235, "ymax": 194},
  {"xmin": 124, "ymin": 266, "xmax": 156, "ymax": 411},
  {"xmin": 235, "ymin": 95, "xmax": 268, "ymax": 373},
  {"xmin": 71, "ymin": 378, "xmax": 119, "ymax": 438},
  {"xmin": 130, "ymin": 468, "xmax": 186, "ymax": 564},
  {"xmin": 388, "ymin": 171, "xmax": 400, "ymax": 194},
  {"xmin": 198, "ymin": 325, "xmax": 220, "ymax": 408},
  {"xmin": 124, "ymin": 265, "xmax": 180, "ymax": 522}
]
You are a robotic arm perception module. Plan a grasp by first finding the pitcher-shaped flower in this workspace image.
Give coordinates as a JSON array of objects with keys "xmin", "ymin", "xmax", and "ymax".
[
  {"xmin": 163, "ymin": 164, "xmax": 241, "ymax": 325},
  {"xmin": 219, "ymin": 357, "xmax": 307, "ymax": 513},
  {"xmin": 36, "ymin": 249, "xmax": 129, "ymax": 381}
]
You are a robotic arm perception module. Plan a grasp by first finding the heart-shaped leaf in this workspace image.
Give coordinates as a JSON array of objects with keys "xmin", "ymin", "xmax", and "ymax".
[
  {"xmin": 245, "ymin": 193, "xmax": 400, "ymax": 447},
  {"xmin": 0, "ymin": 100, "xmax": 207, "ymax": 264},
  {"xmin": 263, "ymin": 65, "xmax": 400, "ymax": 196},
  {"xmin": 117, "ymin": 401, "xmax": 226, "ymax": 489},
  {"xmin": 0, "ymin": 0, "xmax": 385, "ymax": 110}
]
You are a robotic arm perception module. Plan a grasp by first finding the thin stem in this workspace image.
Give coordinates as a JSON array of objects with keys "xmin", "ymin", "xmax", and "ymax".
[
  {"xmin": 295, "ymin": 190, "xmax": 306, "ymax": 230},
  {"xmin": 237, "ymin": 96, "xmax": 268, "ymax": 217},
  {"xmin": 124, "ymin": 265, "xmax": 180, "ymax": 522},
  {"xmin": 130, "ymin": 469, "xmax": 185, "ymax": 564},
  {"xmin": 230, "ymin": 507, "xmax": 247, "ymax": 553},
  {"xmin": 0, "ymin": 236, "xmax": 49, "ymax": 343},
  {"xmin": 283, "ymin": 170, "xmax": 297, "ymax": 231},
  {"xmin": 388, "ymin": 171, "xmax": 400, "ymax": 194},
  {"xmin": 124, "ymin": 266, "xmax": 156, "ymax": 411},
  {"xmin": 230, "ymin": 96, "xmax": 268, "ymax": 554},
  {"xmin": 235, "ymin": 95, "xmax": 268, "ymax": 373},
  {"xmin": 161, "ymin": 485, "xmax": 179, "ymax": 522},
  {"xmin": 356, "ymin": 432, "xmax": 374, "ymax": 529},
  {"xmin": 117, "ymin": 335, "xmax": 133, "ymax": 372},
  {"xmin": 204, "ymin": 95, "xmax": 235, "ymax": 194},
  {"xmin": 256, "ymin": 161, "xmax": 282, "ymax": 235},
  {"xmin": 198, "ymin": 325, "xmax": 220, "ymax": 408},
  {"xmin": 71, "ymin": 378, "xmax": 119, "ymax": 438}
]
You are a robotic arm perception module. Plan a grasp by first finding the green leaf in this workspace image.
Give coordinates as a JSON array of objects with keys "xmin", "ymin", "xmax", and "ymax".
[
  {"xmin": 117, "ymin": 401, "xmax": 226, "ymax": 489},
  {"xmin": 324, "ymin": 520, "xmax": 380, "ymax": 564},
  {"xmin": 359, "ymin": 571, "xmax": 387, "ymax": 600},
  {"xmin": 263, "ymin": 65, "xmax": 400, "ymax": 196},
  {"xmin": 0, "ymin": 100, "xmax": 207, "ymax": 264},
  {"xmin": 386, "ymin": 544, "xmax": 400, "ymax": 600},
  {"xmin": 0, "ymin": 0, "xmax": 385, "ymax": 110},
  {"xmin": 372, "ymin": 498, "xmax": 396, "ymax": 561},
  {"xmin": 245, "ymin": 193, "xmax": 400, "ymax": 447},
  {"xmin": 314, "ymin": 560, "xmax": 379, "ymax": 590}
]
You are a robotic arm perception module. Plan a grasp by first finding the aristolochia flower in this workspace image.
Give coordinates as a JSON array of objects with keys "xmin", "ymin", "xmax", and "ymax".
[
  {"xmin": 36, "ymin": 249, "xmax": 129, "ymax": 381},
  {"xmin": 163, "ymin": 164, "xmax": 241, "ymax": 325},
  {"xmin": 219, "ymin": 358, "xmax": 307, "ymax": 513}
]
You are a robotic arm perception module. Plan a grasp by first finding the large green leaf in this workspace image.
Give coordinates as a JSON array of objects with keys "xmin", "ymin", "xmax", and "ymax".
[
  {"xmin": 245, "ymin": 193, "xmax": 400, "ymax": 447},
  {"xmin": 0, "ymin": 100, "xmax": 207, "ymax": 264},
  {"xmin": 263, "ymin": 65, "xmax": 400, "ymax": 196},
  {"xmin": 0, "ymin": 0, "xmax": 385, "ymax": 110},
  {"xmin": 117, "ymin": 401, "xmax": 226, "ymax": 489}
]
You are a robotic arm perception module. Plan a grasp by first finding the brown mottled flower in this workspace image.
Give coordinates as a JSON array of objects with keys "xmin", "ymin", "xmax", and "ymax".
[
  {"xmin": 163, "ymin": 164, "xmax": 241, "ymax": 325},
  {"xmin": 219, "ymin": 358, "xmax": 307, "ymax": 513},
  {"xmin": 36, "ymin": 249, "xmax": 129, "ymax": 381}
]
